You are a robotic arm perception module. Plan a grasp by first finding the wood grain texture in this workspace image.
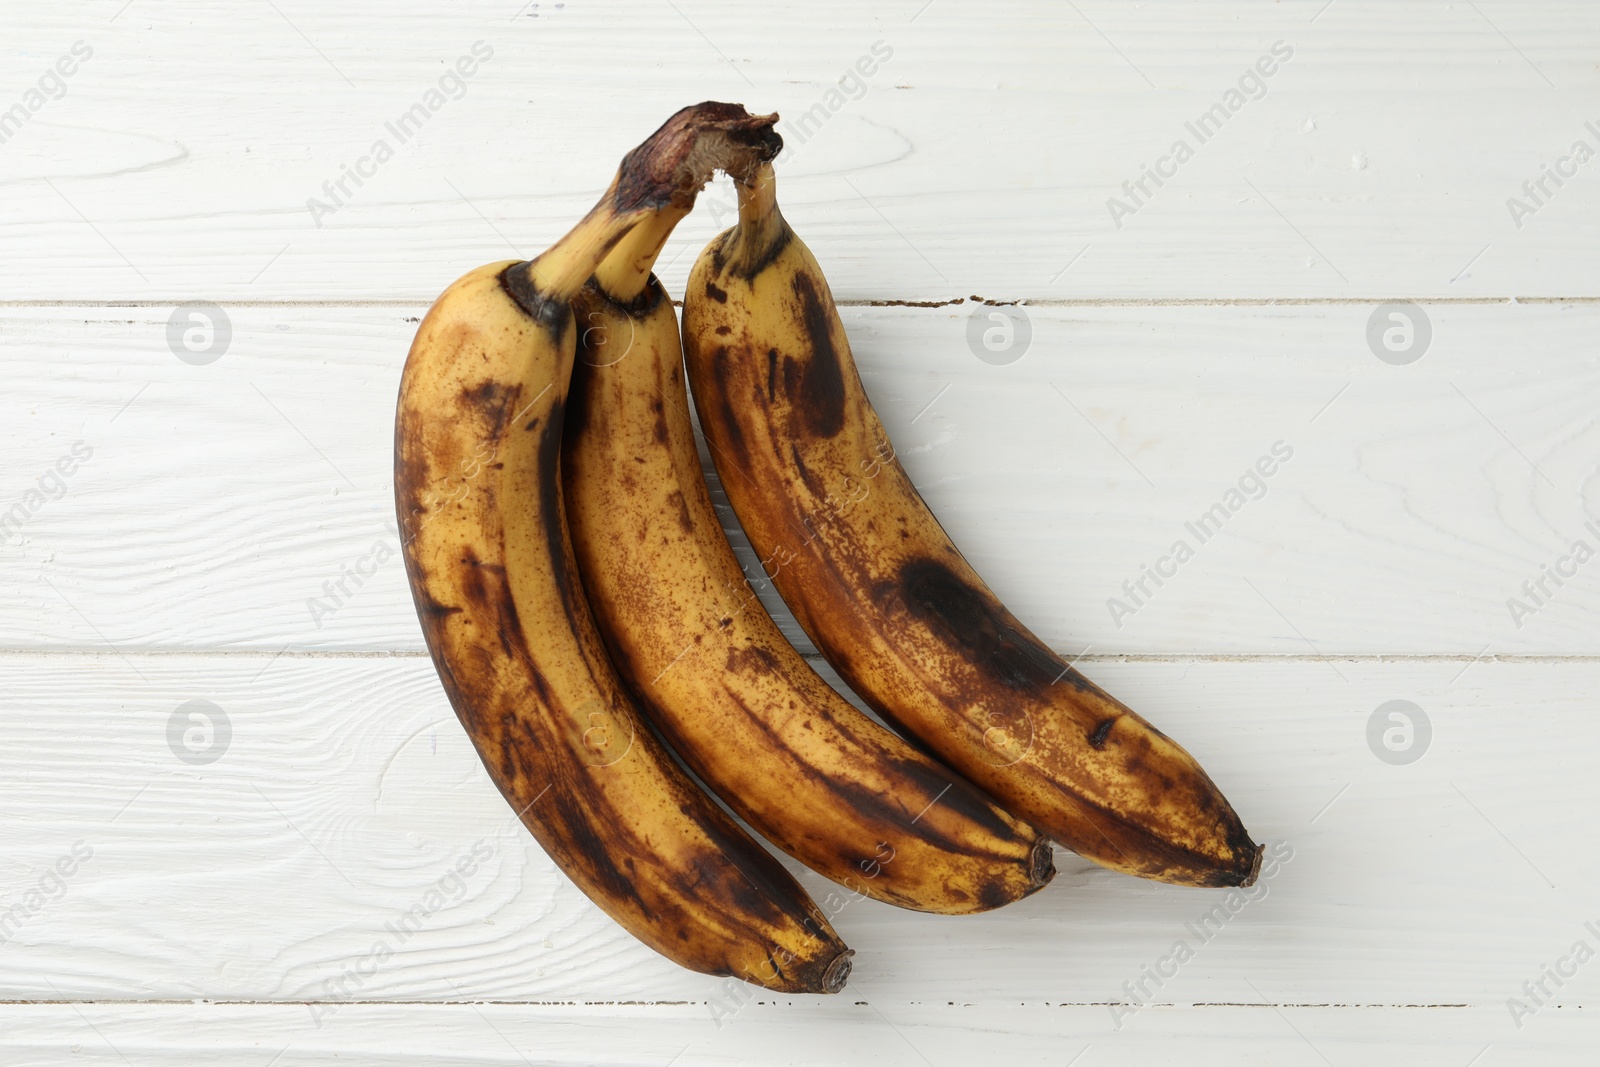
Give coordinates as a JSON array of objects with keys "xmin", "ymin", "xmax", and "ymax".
[
  {"xmin": 2, "ymin": 3, "xmax": 1598, "ymax": 301},
  {"xmin": 0, "ymin": 652, "xmax": 1594, "ymax": 1015},
  {"xmin": 2, "ymin": 302, "xmax": 1595, "ymax": 655}
]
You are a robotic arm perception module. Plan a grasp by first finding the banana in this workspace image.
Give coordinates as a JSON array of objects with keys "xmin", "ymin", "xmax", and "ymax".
[
  {"xmin": 561, "ymin": 195, "xmax": 1054, "ymax": 915},
  {"xmin": 395, "ymin": 105, "xmax": 852, "ymax": 992},
  {"xmin": 680, "ymin": 163, "xmax": 1262, "ymax": 888}
]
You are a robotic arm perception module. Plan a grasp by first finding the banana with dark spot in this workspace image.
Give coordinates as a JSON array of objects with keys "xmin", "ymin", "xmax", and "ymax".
[
  {"xmin": 561, "ymin": 183, "xmax": 1054, "ymax": 915},
  {"xmin": 680, "ymin": 162, "xmax": 1262, "ymax": 889},
  {"xmin": 394, "ymin": 105, "xmax": 851, "ymax": 991}
]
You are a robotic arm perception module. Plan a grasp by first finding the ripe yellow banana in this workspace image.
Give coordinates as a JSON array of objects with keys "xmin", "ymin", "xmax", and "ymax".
[
  {"xmin": 395, "ymin": 105, "xmax": 852, "ymax": 992},
  {"xmin": 562, "ymin": 200, "xmax": 1054, "ymax": 915},
  {"xmin": 681, "ymin": 163, "xmax": 1262, "ymax": 888}
]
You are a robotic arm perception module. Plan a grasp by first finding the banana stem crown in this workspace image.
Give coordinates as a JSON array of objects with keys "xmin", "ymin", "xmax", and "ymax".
[{"xmin": 526, "ymin": 102, "xmax": 783, "ymax": 307}]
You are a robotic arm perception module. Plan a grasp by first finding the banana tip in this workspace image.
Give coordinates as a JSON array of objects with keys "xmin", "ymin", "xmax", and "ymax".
[
  {"xmin": 1028, "ymin": 838, "xmax": 1056, "ymax": 890},
  {"xmin": 821, "ymin": 949, "xmax": 855, "ymax": 994},
  {"xmin": 1237, "ymin": 841, "xmax": 1265, "ymax": 888}
]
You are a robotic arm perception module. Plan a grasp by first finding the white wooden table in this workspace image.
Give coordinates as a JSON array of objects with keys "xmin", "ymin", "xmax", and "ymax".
[{"xmin": 4, "ymin": 2, "xmax": 1598, "ymax": 1062}]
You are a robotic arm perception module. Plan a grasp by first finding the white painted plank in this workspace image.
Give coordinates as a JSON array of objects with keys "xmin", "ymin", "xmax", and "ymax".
[
  {"xmin": 2, "ymin": 3, "xmax": 1598, "ymax": 300},
  {"xmin": 1, "ymin": 652, "xmax": 1594, "ymax": 1013},
  {"xmin": 3, "ymin": 302, "xmax": 1596, "ymax": 655},
  {"xmin": 0, "ymin": 1001, "xmax": 1592, "ymax": 1066}
]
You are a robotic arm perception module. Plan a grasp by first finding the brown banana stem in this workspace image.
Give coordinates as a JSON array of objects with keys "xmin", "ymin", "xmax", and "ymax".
[{"xmin": 521, "ymin": 101, "xmax": 783, "ymax": 303}]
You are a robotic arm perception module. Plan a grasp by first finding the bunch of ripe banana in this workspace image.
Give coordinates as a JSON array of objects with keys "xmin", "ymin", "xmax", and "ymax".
[{"xmin": 395, "ymin": 102, "xmax": 1259, "ymax": 994}]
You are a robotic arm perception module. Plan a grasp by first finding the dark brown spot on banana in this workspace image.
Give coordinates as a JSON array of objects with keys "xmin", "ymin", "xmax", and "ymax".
[
  {"xmin": 789, "ymin": 442, "xmax": 820, "ymax": 496},
  {"xmin": 883, "ymin": 752, "xmax": 1029, "ymax": 848},
  {"xmin": 1089, "ymin": 716, "xmax": 1117, "ymax": 749},
  {"xmin": 563, "ymin": 365, "xmax": 593, "ymax": 444},
  {"xmin": 725, "ymin": 644, "xmax": 779, "ymax": 675},
  {"xmin": 897, "ymin": 558, "xmax": 1060, "ymax": 691},
  {"xmin": 412, "ymin": 589, "xmax": 463, "ymax": 620},
  {"xmin": 744, "ymin": 224, "xmax": 794, "ymax": 280},
  {"xmin": 459, "ymin": 379, "xmax": 523, "ymax": 441},
  {"xmin": 651, "ymin": 397, "xmax": 669, "ymax": 445},
  {"xmin": 709, "ymin": 346, "xmax": 750, "ymax": 468},
  {"xmin": 977, "ymin": 881, "xmax": 1011, "ymax": 911},
  {"xmin": 784, "ymin": 273, "xmax": 846, "ymax": 439},
  {"xmin": 499, "ymin": 262, "xmax": 570, "ymax": 335},
  {"xmin": 706, "ymin": 229, "xmax": 734, "ymax": 274},
  {"xmin": 545, "ymin": 783, "xmax": 643, "ymax": 911},
  {"xmin": 712, "ymin": 221, "xmax": 795, "ymax": 281},
  {"xmin": 706, "ymin": 683, "xmax": 1032, "ymax": 895},
  {"xmin": 705, "ymin": 280, "xmax": 728, "ymax": 303},
  {"xmin": 666, "ymin": 489, "xmax": 695, "ymax": 535}
]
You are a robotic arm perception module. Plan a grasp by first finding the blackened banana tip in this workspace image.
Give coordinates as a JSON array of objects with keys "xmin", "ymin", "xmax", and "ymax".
[
  {"xmin": 822, "ymin": 949, "xmax": 855, "ymax": 994},
  {"xmin": 1236, "ymin": 841, "xmax": 1265, "ymax": 888},
  {"xmin": 1029, "ymin": 838, "xmax": 1056, "ymax": 890}
]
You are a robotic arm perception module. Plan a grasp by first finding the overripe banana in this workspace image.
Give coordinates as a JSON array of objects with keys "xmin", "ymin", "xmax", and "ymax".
[
  {"xmin": 561, "ymin": 192, "xmax": 1054, "ymax": 915},
  {"xmin": 681, "ymin": 163, "xmax": 1261, "ymax": 888},
  {"xmin": 395, "ymin": 105, "xmax": 852, "ymax": 991}
]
